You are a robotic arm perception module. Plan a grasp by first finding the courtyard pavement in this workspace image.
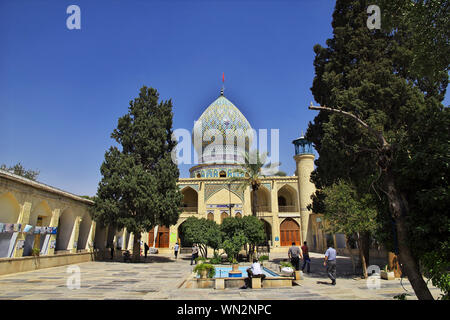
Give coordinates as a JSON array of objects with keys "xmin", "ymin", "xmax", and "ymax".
[{"xmin": 0, "ymin": 252, "xmax": 443, "ymax": 300}]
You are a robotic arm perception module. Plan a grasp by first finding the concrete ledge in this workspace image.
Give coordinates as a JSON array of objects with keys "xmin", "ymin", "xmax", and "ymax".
[
  {"xmin": 0, "ymin": 252, "xmax": 94, "ymax": 276},
  {"xmin": 184, "ymin": 276, "xmax": 293, "ymax": 289}
]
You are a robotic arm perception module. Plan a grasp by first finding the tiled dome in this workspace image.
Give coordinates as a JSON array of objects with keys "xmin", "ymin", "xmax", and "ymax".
[{"xmin": 193, "ymin": 91, "xmax": 253, "ymax": 164}]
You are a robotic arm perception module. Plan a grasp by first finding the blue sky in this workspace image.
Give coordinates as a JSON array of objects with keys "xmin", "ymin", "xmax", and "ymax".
[{"xmin": 1, "ymin": 1, "xmax": 447, "ymax": 196}]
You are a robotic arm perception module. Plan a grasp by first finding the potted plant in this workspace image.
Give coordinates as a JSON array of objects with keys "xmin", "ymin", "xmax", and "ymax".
[
  {"xmin": 280, "ymin": 261, "xmax": 294, "ymax": 276},
  {"xmin": 194, "ymin": 263, "xmax": 216, "ymax": 279}
]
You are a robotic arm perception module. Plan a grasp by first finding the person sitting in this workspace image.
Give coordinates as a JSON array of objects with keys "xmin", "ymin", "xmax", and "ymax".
[{"xmin": 240, "ymin": 257, "xmax": 266, "ymax": 289}]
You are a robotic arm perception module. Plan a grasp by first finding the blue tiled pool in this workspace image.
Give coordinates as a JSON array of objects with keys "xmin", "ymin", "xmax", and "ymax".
[{"xmin": 205, "ymin": 266, "xmax": 280, "ymax": 278}]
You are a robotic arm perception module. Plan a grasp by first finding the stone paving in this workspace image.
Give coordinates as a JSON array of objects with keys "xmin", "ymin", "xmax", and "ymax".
[{"xmin": 0, "ymin": 252, "xmax": 443, "ymax": 300}]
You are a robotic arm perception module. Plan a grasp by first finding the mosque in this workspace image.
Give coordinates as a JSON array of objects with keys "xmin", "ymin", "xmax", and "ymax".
[
  {"xmin": 0, "ymin": 88, "xmax": 335, "ymax": 275},
  {"xmin": 144, "ymin": 89, "xmax": 327, "ymax": 254}
]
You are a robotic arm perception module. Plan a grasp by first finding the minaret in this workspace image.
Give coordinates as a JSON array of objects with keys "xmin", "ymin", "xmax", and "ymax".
[{"xmin": 292, "ymin": 132, "xmax": 315, "ymax": 245}]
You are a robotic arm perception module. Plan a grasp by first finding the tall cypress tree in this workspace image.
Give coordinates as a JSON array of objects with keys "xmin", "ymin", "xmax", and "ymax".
[
  {"xmin": 94, "ymin": 86, "xmax": 182, "ymax": 261},
  {"xmin": 307, "ymin": 0, "xmax": 448, "ymax": 299}
]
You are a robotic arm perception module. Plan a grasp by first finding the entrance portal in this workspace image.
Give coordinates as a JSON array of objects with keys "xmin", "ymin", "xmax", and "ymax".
[
  {"xmin": 280, "ymin": 218, "xmax": 300, "ymax": 246},
  {"xmin": 148, "ymin": 226, "xmax": 169, "ymax": 248}
]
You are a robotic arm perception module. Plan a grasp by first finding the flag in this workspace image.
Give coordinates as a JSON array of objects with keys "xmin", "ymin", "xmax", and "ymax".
[{"xmin": 222, "ymin": 72, "xmax": 224, "ymax": 83}]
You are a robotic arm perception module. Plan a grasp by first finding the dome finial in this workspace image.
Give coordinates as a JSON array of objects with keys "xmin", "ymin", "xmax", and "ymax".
[{"xmin": 221, "ymin": 72, "xmax": 225, "ymax": 95}]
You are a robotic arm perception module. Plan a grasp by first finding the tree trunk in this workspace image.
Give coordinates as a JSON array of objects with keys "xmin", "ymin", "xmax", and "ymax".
[
  {"xmin": 357, "ymin": 232, "xmax": 368, "ymax": 279},
  {"xmin": 384, "ymin": 166, "xmax": 434, "ymax": 300},
  {"xmin": 361, "ymin": 232, "xmax": 371, "ymax": 267},
  {"xmin": 251, "ymin": 187, "xmax": 258, "ymax": 217},
  {"xmin": 132, "ymin": 233, "xmax": 141, "ymax": 262}
]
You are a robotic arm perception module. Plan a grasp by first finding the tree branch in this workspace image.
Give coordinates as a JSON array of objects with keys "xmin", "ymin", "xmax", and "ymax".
[{"xmin": 308, "ymin": 103, "xmax": 389, "ymax": 149}]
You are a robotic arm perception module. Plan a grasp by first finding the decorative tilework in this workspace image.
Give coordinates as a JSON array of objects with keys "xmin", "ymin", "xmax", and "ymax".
[
  {"xmin": 193, "ymin": 94, "xmax": 253, "ymax": 163},
  {"xmin": 178, "ymin": 184, "xmax": 199, "ymax": 192},
  {"xmin": 204, "ymin": 184, "xmax": 245, "ymax": 202}
]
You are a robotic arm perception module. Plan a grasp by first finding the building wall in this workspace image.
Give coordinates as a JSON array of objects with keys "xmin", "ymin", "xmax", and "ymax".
[{"xmin": 0, "ymin": 170, "xmax": 95, "ymax": 259}]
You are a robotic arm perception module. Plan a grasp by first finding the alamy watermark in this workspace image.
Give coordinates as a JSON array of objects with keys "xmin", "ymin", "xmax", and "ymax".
[{"xmin": 66, "ymin": 265, "xmax": 81, "ymax": 290}]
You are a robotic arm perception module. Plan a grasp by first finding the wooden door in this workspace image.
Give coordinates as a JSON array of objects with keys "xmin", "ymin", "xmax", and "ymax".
[
  {"xmin": 280, "ymin": 218, "xmax": 300, "ymax": 246},
  {"xmin": 147, "ymin": 226, "xmax": 170, "ymax": 248}
]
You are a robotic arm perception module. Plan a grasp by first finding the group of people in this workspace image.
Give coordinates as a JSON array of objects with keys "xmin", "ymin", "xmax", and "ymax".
[
  {"xmin": 288, "ymin": 240, "xmax": 337, "ymax": 285},
  {"xmin": 288, "ymin": 241, "xmax": 311, "ymax": 274}
]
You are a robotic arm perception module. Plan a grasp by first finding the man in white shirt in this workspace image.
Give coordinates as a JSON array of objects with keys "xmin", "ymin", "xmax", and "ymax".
[
  {"xmin": 324, "ymin": 241, "xmax": 337, "ymax": 285},
  {"xmin": 241, "ymin": 257, "xmax": 266, "ymax": 289}
]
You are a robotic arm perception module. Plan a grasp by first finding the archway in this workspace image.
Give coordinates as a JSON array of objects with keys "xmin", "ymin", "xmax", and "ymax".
[
  {"xmin": 0, "ymin": 192, "xmax": 20, "ymax": 258},
  {"xmin": 55, "ymin": 209, "xmax": 76, "ymax": 251},
  {"xmin": 280, "ymin": 218, "xmax": 300, "ymax": 246},
  {"xmin": 262, "ymin": 220, "xmax": 272, "ymax": 245},
  {"xmin": 252, "ymin": 186, "xmax": 271, "ymax": 213},
  {"xmin": 148, "ymin": 225, "xmax": 170, "ymax": 248},
  {"xmin": 77, "ymin": 213, "xmax": 92, "ymax": 251},
  {"xmin": 24, "ymin": 201, "xmax": 52, "ymax": 256},
  {"xmin": 277, "ymin": 185, "xmax": 298, "ymax": 212},
  {"xmin": 177, "ymin": 221, "xmax": 191, "ymax": 247},
  {"xmin": 181, "ymin": 187, "xmax": 198, "ymax": 213},
  {"xmin": 220, "ymin": 211, "xmax": 229, "ymax": 223},
  {"xmin": 94, "ymin": 223, "xmax": 107, "ymax": 250},
  {"xmin": 235, "ymin": 212, "xmax": 242, "ymax": 218},
  {"xmin": 207, "ymin": 212, "xmax": 214, "ymax": 221}
]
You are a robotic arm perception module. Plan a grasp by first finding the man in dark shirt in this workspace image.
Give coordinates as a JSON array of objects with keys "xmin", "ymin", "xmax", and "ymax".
[
  {"xmin": 288, "ymin": 242, "xmax": 302, "ymax": 271},
  {"xmin": 301, "ymin": 241, "xmax": 311, "ymax": 273}
]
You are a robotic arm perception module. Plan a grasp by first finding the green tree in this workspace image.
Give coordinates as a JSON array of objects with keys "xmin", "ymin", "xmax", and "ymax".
[
  {"xmin": 181, "ymin": 217, "xmax": 222, "ymax": 257},
  {"xmin": 306, "ymin": 0, "xmax": 448, "ymax": 299},
  {"xmin": 220, "ymin": 216, "xmax": 265, "ymax": 262},
  {"xmin": 1, "ymin": 162, "xmax": 39, "ymax": 181},
  {"xmin": 240, "ymin": 216, "xmax": 266, "ymax": 262},
  {"xmin": 222, "ymin": 231, "xmax": 247, "ymax": 263},
  {"xmin": 93, "ymin": 86, "xmax": 182, "ymax": 261},
  {"xmin": 322, "ymin": 180, "xmax": 379, "ymax": 278}
]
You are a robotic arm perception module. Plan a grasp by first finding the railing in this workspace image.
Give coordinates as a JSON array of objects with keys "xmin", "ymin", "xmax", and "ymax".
[
  {"xmin": 256, "ymin": 205, "xmax": 271, "ymax": 213},
  {"xmin": 278, "ymin": 206, "xmax": 297, "ymax": 212},
  {"xmin": 181, "ymin": 206, "xmax": 198, "ymax": 213}
]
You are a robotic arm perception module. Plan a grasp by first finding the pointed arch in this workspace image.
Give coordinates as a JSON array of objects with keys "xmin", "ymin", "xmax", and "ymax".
[
  {"xmin": 277, "ymin": 184, "xmax": 298, "ymax": 212},
  {"xmin": 280, "ymin": 218, "xmax": 300, "ymax": 246},
  {"xmin": 252, "ymin": 185, "xmax": 271, "ymax": 213},
  {"xmin": 181, "ymin": 186, "xmax": 198, "ymax": 212},
  {"xmin": 0, "ymin": 192, "xmax": 21, "ymax": 258}
]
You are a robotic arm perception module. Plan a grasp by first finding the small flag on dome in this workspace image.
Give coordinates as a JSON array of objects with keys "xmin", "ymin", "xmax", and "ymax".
[{"xmin": 222, "ymin": 72, "xmax": 224, "ymax": 83}]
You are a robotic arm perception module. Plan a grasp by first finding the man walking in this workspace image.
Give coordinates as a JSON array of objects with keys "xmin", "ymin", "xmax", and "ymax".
[
  {"xmin": 190, "ymin": 243, "xmax": 199, "ymax": 265},
  {"xmin": 144, "ymin": 242, "xmax": 149, "ymax": 260},
  {"xmin": 301, "ymin": 241, "xmax": 311, "ymax": 273},
  {"xmin": 324, "ymin": 241, "xmax": 337, "ymax": 285},
  {"xmin": 174, "ymin": 242, "xmax": 179, "ymax": 259},
  {"xmin": 288, "ymin": 242, "xmax": 302, "ymax": 271}
]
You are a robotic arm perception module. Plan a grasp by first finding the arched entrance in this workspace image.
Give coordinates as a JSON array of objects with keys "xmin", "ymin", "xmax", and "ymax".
[
  {"xmin": 262, "ymin": 220, "xmax": 272, "ymax": 245},
  {"xmin": 177, "ymin": 221, "xmax": 191, "ymax": 247},
  {"xmin": 77, "ymin": 213, "xmax": 92, "ymax": 251},
  {"xmin": 0, "ymin": 192, "xmax": 20, "ymax": 258},
  {"xmin": 207, "ymin": 212, "xmax": 214, "ymax": 221},
  {"xmin": 181, "ymin": 187, "xmax": 198, "ymax": 213},
  {"xmin": 24, "ymin": 201, "xmax": 52, "ymax": 256},
  {"xmin": 55, "ymin": 209, "xmax": 76, "ymax": 251},
  {"xmin": 148, "ymin": 225, "xmax": 170, "ymax": 248},
  {"xmin": 280, "ymin": 218, "xmax": 300, "ymax": 246},
  {"xmin": 277, "ymin": 185, "xmax": 298, "ymax": 212},
  {"xmin": 220, "ymin": 211, "xmax": 229, "ymax": 223}
]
